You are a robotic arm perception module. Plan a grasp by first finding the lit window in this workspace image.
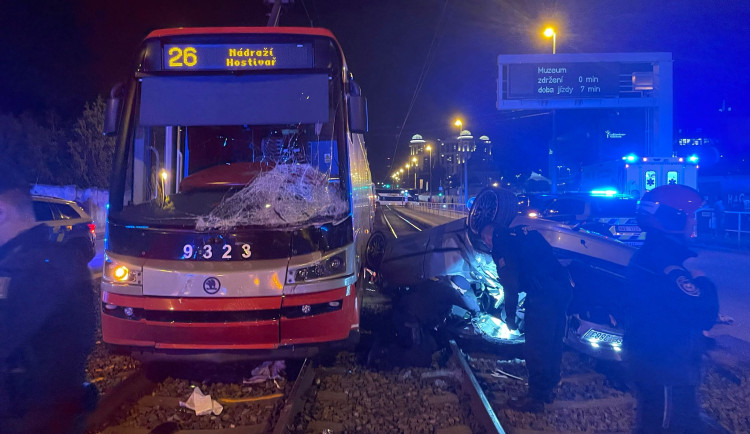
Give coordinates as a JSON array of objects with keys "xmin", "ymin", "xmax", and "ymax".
[
  {"xmin": 645, "ymin": 171, "xmax": 657, "ymax": 191},
  {"xmin": 667, "ymin": 171, "xmax": 678, "ymax": 185}
]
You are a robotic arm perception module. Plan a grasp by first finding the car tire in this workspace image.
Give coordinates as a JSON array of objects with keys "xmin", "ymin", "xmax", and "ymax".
[
  {"xmin": 468, "ymin": 188, "xmax": 518, "ymax": 234},
  {"xmin": 365, "ymin": 231, "xmax": 387, "ymax": 271}
]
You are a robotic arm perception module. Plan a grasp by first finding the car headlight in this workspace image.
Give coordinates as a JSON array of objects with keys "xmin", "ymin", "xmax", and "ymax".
[
  {"xmin": 103, "ymin": 254, "xmax": 143, "ymax": 285},
  {"xmin": 288, "ymin": 252, "xmax": 347, "ymax": 283}
]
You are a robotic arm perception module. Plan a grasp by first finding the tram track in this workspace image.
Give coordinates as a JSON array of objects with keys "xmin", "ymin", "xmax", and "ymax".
[
  {"xmin": 86, "ymin": 346, "xmax": 503, "ymax": 434},
  {"xmin": 462, "ymin": 349, "xmax": 636, "ymax": 433},
  {"xmin": 87, "ymin": 359, "xmax": 301, "ymax": 434},
  {"xmin": 85, "ymin": 284, "xmax": 506, "ymax": 434}
]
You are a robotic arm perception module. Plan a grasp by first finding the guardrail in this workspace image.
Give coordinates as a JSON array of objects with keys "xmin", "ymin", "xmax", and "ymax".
[
  {"xmin": 407, "ymin": 201, "xmax": 469, "ymax": 219},
  {"xmin": 724, "ymin": 211, "xmax": 750, "ymax": 247},
  {"xmin": 696, "ymin": 209, "xmax": 750, "ymax": 248}
]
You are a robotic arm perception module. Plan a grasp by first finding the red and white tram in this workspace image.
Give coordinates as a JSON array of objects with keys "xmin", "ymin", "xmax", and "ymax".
[{"xmin": 101, "ymin": 27, "xmax": 373, "ymax": 359}]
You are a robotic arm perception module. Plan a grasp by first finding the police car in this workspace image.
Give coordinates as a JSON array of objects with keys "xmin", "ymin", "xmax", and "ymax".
[
  {"xmin": 32, "ymin": 196, "xmax": 96, "ymax": 262},
  {"xmin": 540, "ymin": 193, "xmax": 645, "ymax": 246}
]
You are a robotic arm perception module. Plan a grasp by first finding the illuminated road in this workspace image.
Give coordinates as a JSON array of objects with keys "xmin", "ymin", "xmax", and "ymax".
[{"xmin": 374, "ymin": 204, "xmax": 427, "ymax": 239}]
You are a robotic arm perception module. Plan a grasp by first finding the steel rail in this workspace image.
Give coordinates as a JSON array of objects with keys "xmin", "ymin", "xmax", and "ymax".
[
  {"xmin": 272, "ymin": 357, "xmax": 316, "ymax": 434},
  {"xmin": 450, "ymin": 340, "xmax": 506, "ymax": 434}
]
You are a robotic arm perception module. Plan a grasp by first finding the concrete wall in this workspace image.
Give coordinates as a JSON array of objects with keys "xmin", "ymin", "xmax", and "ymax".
[{"xmin": 31, "ymin": 185, "xmax": 108, "ymax": 237}]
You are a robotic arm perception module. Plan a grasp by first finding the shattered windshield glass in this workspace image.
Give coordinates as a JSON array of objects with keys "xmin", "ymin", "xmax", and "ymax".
[{"xmin": 116, "ymin": 122, "xmax": 348, "ymax": 229}]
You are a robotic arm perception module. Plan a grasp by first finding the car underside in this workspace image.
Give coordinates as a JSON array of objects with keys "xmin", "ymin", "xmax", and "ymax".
[{"xmin": 366, "ymin": 188, "xmax": 636, "ymax": 361}]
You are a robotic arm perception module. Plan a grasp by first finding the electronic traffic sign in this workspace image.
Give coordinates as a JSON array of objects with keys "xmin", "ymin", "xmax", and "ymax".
[{"xmin": 506, "ymin": 62, "xmax": 620, "ymax": 99}]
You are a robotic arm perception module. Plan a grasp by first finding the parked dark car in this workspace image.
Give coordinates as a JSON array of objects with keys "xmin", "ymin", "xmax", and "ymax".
[
  {"xmin": 32, "ymin": 196, "xmax": 96, "ymax": 262},
  {"xmin": 540, "ymin": 193, "xmax": 644, "ymax": 246}
]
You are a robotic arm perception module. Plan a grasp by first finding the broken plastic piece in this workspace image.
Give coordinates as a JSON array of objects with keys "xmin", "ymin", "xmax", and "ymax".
[
  {"xmin": 179, "ymin": 387, "xmax": 223, "ymax": 416},
  {"xmin": 243, "ymin": 360, "xmax": 286, "ymax": 384}
]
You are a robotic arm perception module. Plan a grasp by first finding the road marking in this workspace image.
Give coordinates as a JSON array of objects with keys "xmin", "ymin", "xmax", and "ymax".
[
  {"xmin": 392, "ymin": 212, "xmax": 422, "ymax": 231},
  {"xmin": 382, "ymin": 206, "xmax": 399, "ymax": 239}
]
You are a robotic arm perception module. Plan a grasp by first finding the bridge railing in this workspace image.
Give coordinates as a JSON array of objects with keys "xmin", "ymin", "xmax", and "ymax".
[
  {"xmin": 724, "ymin": 211, "xmax": 750, "ymax": 247},
  {"xmin": 407, "ymin": 201, "xmax": 468, "ymax": 220},
  {"xmin": 696, "ymin": 209, "xmax": 750, "ymax": 248}
]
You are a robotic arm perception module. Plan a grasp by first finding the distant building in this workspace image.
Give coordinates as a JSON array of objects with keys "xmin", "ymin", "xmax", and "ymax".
[{"xmin": 409, "ymin": 131, "xmax": 493, "ymax": 195}]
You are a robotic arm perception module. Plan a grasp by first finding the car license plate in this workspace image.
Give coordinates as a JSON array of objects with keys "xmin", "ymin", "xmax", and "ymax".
[
  {"xmin": 582, "ymin": 329, "xmax": 623, "ymax": 345},
  {"xmin": 616, "ymin": 225, "xmax": 641, "ymax": 232}
]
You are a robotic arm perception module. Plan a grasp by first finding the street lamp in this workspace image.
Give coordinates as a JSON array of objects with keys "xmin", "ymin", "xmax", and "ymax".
[
  {"xmin": 411, "ymin": 157, "xmax": 418, "ymax": 189},
  {"xmin": 542, "ymin": 28, "xmax": 558, "ymax": 192},
  {"xmin": 543, "ymin": 27, "xmax": 556, "ymax": 54},
  {"xmin": 454, "ymin": 119, "xmax": 470, "ymax": 207},
  {"xmin": 425, "ymin": 144, "xmax": 433, "ymax": 195}
]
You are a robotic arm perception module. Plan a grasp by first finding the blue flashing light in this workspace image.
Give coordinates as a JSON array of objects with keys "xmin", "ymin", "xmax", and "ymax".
[
  {"xmin": 687, "ymin": 154, "xmax": 699, "ymax": 163},
  {"xmin": 466, "ymin": 196, "xmax": 476, "ymax": 210},
  {"xmin": 590, "ymin": 189, "xmax": 618, "ymax": 197},
  {"xmin": 621, "ymin": 154, "xmax": 638, "ymax": 163}
]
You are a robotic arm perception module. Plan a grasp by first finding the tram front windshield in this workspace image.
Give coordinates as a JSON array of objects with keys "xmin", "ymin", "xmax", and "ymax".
[{"xmin": 113, "ymin": 73, "xmax": 349, "ymax": 229}]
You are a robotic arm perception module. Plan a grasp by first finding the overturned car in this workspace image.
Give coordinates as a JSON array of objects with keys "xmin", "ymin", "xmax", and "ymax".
[{"xmin": 366, "ymin": 188, "xmax": 636, "ymax": 361}]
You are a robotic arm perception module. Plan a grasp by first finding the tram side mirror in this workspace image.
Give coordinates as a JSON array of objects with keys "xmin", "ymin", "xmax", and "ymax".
[
  {"xmin": 349, "ymin": 95, "xmax": 368, "ymax": 134},
  {"xmin": 348, "ymin": 79, "xmax": 368, "ymax": 134},
  {"xmin": 103, "ymin": 83, "xmax": 124, "ymax": 136}
]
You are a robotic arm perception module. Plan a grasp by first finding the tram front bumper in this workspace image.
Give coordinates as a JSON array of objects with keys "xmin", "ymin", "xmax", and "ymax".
[{"xmin": 101, "ymin": 285, "xmax": 359, "ymax": 357}]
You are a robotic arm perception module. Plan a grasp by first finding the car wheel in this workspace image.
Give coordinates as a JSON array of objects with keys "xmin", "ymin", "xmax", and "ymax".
[
  {"xmin": 468, "ymin": 188, "xmax": 518, "ymax": 234},
  {"xmin": 365, "ymin": 231, "xmax": 387, "ymax": 271}
]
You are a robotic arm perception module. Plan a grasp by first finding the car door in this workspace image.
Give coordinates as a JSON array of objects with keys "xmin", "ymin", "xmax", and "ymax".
[{"xmin": 32, "ymin": 200, "xmax": 64, "ymax": 242}]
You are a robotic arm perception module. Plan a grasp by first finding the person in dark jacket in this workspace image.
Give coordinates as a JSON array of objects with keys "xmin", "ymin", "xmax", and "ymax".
[
  {"xmin": 0, "ymin": 164, "xmax": 96, "ymax": 433},
  {"xmin": 481, "ymin": 222, "xmax": 572, "ymax": 412},
  {"xmin": 625, "ymin": 184, "xmax": 723, "ymax": 433}
]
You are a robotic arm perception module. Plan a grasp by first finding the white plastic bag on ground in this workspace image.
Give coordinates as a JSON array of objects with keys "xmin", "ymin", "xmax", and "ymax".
[{"xmin": 179, "ymin": 387, "xmax": 223, "ymax": 416}]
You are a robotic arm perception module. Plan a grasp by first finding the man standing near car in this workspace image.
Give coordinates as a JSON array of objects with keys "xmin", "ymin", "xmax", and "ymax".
[
  {"xmin": 625, "ymin": 184, "xmax": 724, "ymax": 433},
  {"xmin": 0, "ymin": 163, "xmax": 96, "ymax": 433},
  {"xmin": 481, "ymin": 221, "xmax": 573, "ymax": 412}
]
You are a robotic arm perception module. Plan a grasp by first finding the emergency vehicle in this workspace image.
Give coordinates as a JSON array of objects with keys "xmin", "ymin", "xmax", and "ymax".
[{"xmin": 581, "ymin": 156, "xmax": 698, "ymax": 200}]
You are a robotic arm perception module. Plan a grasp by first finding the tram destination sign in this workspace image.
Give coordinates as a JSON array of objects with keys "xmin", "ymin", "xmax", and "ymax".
[
  {"xmin": 506, "ymin": 62, "xmax": 620, "ymax": 99},
  {"xmin": 163, "ymin": 43, "xmax": 314, "ymax": 71}
]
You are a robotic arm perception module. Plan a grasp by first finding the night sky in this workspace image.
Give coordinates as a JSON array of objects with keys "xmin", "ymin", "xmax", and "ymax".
[{"xmin": 2, "ymin": 0, "xmax": 748, "ymax": 181}]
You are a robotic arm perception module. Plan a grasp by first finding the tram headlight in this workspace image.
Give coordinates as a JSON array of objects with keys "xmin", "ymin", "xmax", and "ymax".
[
  {"xmin": 113, "ymin": 265, "xmax": 130, "ymax": 281},
  {"xmin": 103, "ymin": 254, "xmax": 142, "ymax": 285},
  {"xmin": 288, "ymin": 252, "xmax": 348, "ymax": 283}
]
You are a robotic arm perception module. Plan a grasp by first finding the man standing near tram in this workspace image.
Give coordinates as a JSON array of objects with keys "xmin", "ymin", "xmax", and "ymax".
[
  {"xmin": 0, "ymin": 163, "xmax": 96, "ymax": 433},
  {"xmin": 624, "ymin": 184, "xmax": 725, "ymax": 433},
  {"xmin": 480, "ymin": 189, "xmax": 573, "ymax": 413}
]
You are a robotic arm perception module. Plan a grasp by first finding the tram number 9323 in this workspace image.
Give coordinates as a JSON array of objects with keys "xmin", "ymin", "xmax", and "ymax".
[{"xmin": 182, "ymin": 243, "xmax": 252, "ymax": 260}]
